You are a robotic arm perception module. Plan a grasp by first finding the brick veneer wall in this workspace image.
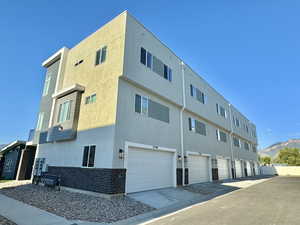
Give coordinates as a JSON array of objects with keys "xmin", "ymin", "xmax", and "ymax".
[{"xmin": 48, "ymin": 166, "xmax": 126, "ymax": 194}]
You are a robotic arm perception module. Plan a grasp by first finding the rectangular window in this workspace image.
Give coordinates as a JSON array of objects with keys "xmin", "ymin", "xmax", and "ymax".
[
  {"xmin": 141, "ymin": 96, "xmax": 148, "ymax": 115},
  {"xmin": 219, "ymin": 131, "xmax": 227, "ymax": 142},
  {"xmin": 189, "ymin": 118, "xmax": 196, "ymax": 131},
  {"xmin": 140, "ymin": 47, "xmax": 146, "ymax": 65},
  {"xmin": 95, "ymin": 46, "xmax": 107, "ymax": 65},
  {"xmin": 164, "ymin": 64, "xmax": 168, "ymax": 79},
  {"xmin": 216, "ymin": 104, "xmax": 226, "ymax": 118},
  {"xmin": 217, "ymin": 129, "xmax": 227, "ymax": 142},
  {"xmin": 195, "ymin": 120, "xmax": 206, "ymax": 136},
  {"xmin": 57, "ymin": 100, "xmax": 72, "ymax": 123},
  {"xmin": 36, "ymin": 112, "xmax": 44, "ymax": 131},
  {"xmin": 141, "ymin": 47, "xmax": 172, "ymax": 82},
  {"xmin": 135, "ymin": 94, "xmax": 169, "ymax": 123},
  {"xmin": 90, "ymin": 94, "xmax": 96, "ymax": 103},
  {"xmin": 42, "ymin": 75, "xmax": 51, "ymax": 96},
  {"xmin": 147, "ymin": 52, "xmax": 152, "ymax": 68},
  {"xmin": 236, "ymin": 118, "xmax": 240, "ymax": 127},
  {"xmin": 233, "ymin": 137, "xmax": 240, "ymax": 148},
  {"xmin": 135, "ymin": 94, "xmax": 141, "ymax": 113},
  {"xmin": 101, "ymin": 46, "xmax": 107, "ymax": 63},
  {"xmin": 252, "ymin": 145, "xmax": 257, "ymax": 152},
  {"xmin": 190, "ymin": 85, "xmax": 205, "ymax": 104},
  {"xmin": 82, "ymin": 146, "xmax": 89, "ymax": 167},
  {"xmin": 148, "ymin": 99, "xmax": 170, "ymax": 123},
  {"xmin": 220, "ymin": 106, "xmax": 226, "ymax": 117},
  {"xmin": 82, "ymin": 145, "xmax": 96, "ymax": 168},
  {"xmin": 168, "ymin": 68, "xmax": 172, "ymax": 81},
  {"xmin": 244, "ymin": 142, "xmax": 250, "ymax": 150}
]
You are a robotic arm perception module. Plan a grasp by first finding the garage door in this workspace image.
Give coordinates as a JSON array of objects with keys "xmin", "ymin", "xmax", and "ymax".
[
  {"xmin": 246, "ymin": 161, "xmax": 252, "ymax": 176},
  {"xmin": 126, "ymin": 147, "xmax": 175, "ymax": 193},
  {"xmin": 188, "ymin": 155, "xmax": 210, "ymax": 184},
  {"xmin": 218, "ymin": 158, "xmax": 230, "ymax": 180},
  {"xmin": 235, "ymin": 160, "xmax": 243, "ymax": 178}
]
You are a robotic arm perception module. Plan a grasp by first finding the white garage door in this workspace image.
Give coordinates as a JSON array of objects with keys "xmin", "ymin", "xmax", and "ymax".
[
  {"xmin": 218, "ymin": 158, "xmax": 230, "ymax": 180},
  {"xmin": 246, "ymin": 161, "xmax": 252, "ymax": 176},
  {"xmin": 126, "ymin": 147, "xmax": 175, "ymax": 193},
  {"xmin": 235, "ymin": 160, "xmax": 243, "ymax": 178},
  {"xmin": 188, "ymin": 155, "xmax": 210, "ymax": 184}
]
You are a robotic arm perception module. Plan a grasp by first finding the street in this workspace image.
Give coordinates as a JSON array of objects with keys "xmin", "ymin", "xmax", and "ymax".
[{"xmin": 146, "ymin": 177, "xmax": 300, "ymax": 225}]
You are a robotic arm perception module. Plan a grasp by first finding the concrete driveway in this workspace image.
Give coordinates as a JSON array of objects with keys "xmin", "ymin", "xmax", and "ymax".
[{"xmin": 144, "ymin": 176, "xmax": 300, "ymax": 225}]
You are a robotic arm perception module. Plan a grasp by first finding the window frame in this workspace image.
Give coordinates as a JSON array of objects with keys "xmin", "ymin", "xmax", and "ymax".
[
  {"xmin": 82, "ymin": 145, "xmax": 96, "ymax": 168},
  {"xmin": 36, "ymin": 112, "xmax": 44, "ymax": 131},
  {"xmin": 95, "ymin": 46, "xmax": 107, "ymax": 66},
  {"xmin": 42, "ymin": 75, "xmax": 51, "ymax": 96},
  {"xmin": 57, "ymin": 100, "xmax": 72, "ymax": 123}
]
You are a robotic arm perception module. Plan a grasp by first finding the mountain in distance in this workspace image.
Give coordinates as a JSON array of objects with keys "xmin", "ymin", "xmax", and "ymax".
[{"xmin": 259, "ymin": 139, "xmax": 300, "ymax": 159}]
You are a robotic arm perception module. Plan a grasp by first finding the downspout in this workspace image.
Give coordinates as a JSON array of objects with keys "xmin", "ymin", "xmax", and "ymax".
[
  {"xmin": 180, "ymin": 61, "xmax": 186, "ymax": 186},
  {"xmin": 228, "ymin": 103, "xmax": 235, "ymax": 178}
]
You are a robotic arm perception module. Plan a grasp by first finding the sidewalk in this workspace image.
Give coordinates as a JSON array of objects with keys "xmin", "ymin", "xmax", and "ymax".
[{"xmin": 0, "ymin": 194, "xmax": 71, "ymax": 225}]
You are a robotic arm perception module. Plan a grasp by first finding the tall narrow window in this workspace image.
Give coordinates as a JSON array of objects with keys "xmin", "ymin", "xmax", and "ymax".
[
  {"xmin": 101, "ymin": 46, "xmax": 107, "ymax": 63},
  {"xmin": 147, "ymin": 52, "xmax": 152, "ymax": 68},
  {"xmin": 141, "ymin": 96, "xmax": 148, "ymax": 115},
  {"xmin": 95, "ymin": 46, "xmax": 107, "ymax": 65},
  {"xmin": 36, "ymin": 112, "xmax": 44, "ymax": 131},
  {"xmin": 168, "ymin": 68, "xmax": 172, "ymax": 81},
  {"xmin": 42, "ymin": 75, "xmax": 51, "ymax": 96},
  {"xmin": 135, "ymin": 94, "xmax": 141, "ymax": 113},
  {"xmin": 57, "ymin": 100, "xmax": 72, "ymax": 123},
  {"xmin": 82, "ymin": 145, "xmax": 96, "ymax": 168},
  {"xmin": 163, "ymin": 65, "xmax": 168, "ymax": 79},
  {"xmin": 140, "ymin": 47, "xmax": 146, "ymax": 65}
]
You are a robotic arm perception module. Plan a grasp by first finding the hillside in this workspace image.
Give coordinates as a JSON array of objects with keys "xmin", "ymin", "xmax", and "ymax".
[{"xmin": 259, "ymin": 139, "xmax": 300, "ymax": 159}]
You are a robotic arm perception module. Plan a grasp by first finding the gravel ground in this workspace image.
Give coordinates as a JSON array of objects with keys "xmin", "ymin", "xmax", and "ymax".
[
  {"xmin": 0, "ymin": 184, "xmax": 154, "ymax": 223},
  {"xmin": 0, "ymin": 215, "xmax": 16, "ymax": 225}
]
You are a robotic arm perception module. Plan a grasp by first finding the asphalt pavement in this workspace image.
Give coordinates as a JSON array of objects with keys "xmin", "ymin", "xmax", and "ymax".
[{"xmin": 145, "ymin": 176, "xmax": 300, "ymax": 225}]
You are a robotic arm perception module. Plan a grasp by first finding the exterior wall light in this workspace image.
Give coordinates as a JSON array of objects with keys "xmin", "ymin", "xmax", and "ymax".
[
  {"xmin": 177, "ymin": 155, "xmax": 182, "ymax": 161},
  {"xmin": 119, "ymin": 149, "xmax": 124, "ymax": 159}
]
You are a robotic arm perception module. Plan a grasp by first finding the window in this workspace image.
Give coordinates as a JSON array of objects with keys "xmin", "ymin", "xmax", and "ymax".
[
  {"xmin": 233, "ymin": 117, "xmax": 240, "ymax": 127},
  {"xmin": 57, "ymin": 100, "xmax": 72, "ymax": 123},
  {"xmin": 147, "ymin": 52, "xmax": 152, "ymax": 68},
  {"xmin": 140, "ymin": 47, "xmax": 172, "ymax": 82},
  {"xmin": 95, "ymin": 46, "xmax": 107, "ymax": 65},
  {"xmin": 135, "ymin": 94, "xmax": 169, "ymax": 123},
  {"xmin": 244, "ymin": 142, "xmax": 250, "ymax": 150},
  {"xmin": 233, "ymin": 137, "xmax": 240, "ymax": 148},
  {"xmin": 36, "ymin": 112, "xmax": 44, "ymax": 131},
  {"xmin": 85, "ymin": 94, "xmax": 96, "ymax": 104},
  {"xmin": 42, "ymin": 75, "xmax": 51, "ymax": 96},
  {"xmin": 189, "ymin": 118, "xmax": 206, "ymax": 136},
  {"xmin": 140, "ymin": 47, "xmax": 146, "ymax": 65},
  {"xmin": 216, "ymin": 104, "xmax": 227, "ymax": 118},
  {"xmin": 82, "ymin": 145, "xmax": 96, "ymax": 167},
  {"xmin": 252, "ymin": 145, "xmax": 257, "ymax": 153},
  {"xmin": 246, "ymin": 125, "xmax": 249, "ymax": 133},
  {"xmin": 190, "ymin": 85, "xmax": 205, "ymax": 104},
  {"xmin": 74, "ymin": 59, "xmax": 84, "ymax": 66},
  {"xmin": 141, "ymin": 96, "xmax": 148, "ymax": 115},
  {"xmin": 216, "ymin": 129, "xmax": 227, "ymax": 142},
  {"xmin": 188, "ymin": 118, "xmax": 196, "ymax": 132}
]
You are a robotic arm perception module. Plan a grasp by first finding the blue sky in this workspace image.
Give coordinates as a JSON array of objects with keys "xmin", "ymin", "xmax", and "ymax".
[{"xmin": 0, "ymin": 1, "xmax": 299, "ymax": 149}]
